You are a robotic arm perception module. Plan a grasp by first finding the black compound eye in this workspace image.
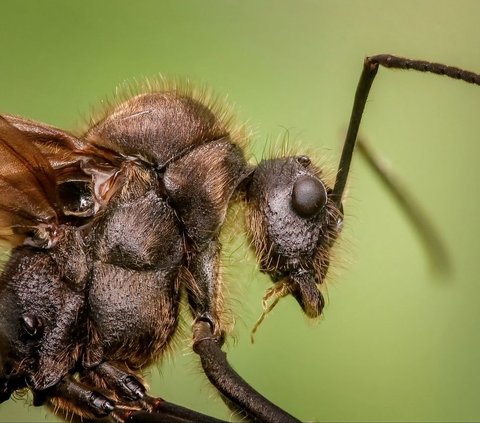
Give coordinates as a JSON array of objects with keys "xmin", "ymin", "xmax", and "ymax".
[{"xmin": 291, "ymin": 175, "xmax": 327, "ymax": 218}]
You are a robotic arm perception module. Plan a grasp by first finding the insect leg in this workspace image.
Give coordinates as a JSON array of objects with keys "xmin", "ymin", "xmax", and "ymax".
[
  {"xmin": 45, "ymin": 375, "xmax": 115, "ymax": 418},
  {"xmin": 332, "ymin": 54, "xmax": 480, "ymax": 207},
  {"xmin": 187, "ymin": 240, "xmax": 225, "ymax": 338},
  {"xmin": 85, "ymin": 362, "xmax": 230, "ymax": 423},
  {"xmin": 193, "ymin": 320, "xmax": 301, "ymax": 423},
  {"xmin": 163, "ymin": 139, "xmax": 247, "ymax": 338},
  {"xmin": 124, "ymin": 408, "xmax": 228, "ymax": 423},
  {"xmin": 125, "ymin": 402, "xmax": 230, "ymax": 423},
  {"xmin": 90, "ymin": 362, "xmax": 145, "ymax": 401}
]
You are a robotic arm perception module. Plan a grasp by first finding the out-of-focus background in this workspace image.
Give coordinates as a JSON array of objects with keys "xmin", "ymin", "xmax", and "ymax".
[{"xmin": 1, "ymin": 1, "xmax": 479, "ymax": 422}]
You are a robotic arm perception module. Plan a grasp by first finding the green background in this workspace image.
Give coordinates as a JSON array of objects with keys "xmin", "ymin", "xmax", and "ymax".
[{"xmin": 1, "ymin": 1, "xmax": 479, "ymax": 422}]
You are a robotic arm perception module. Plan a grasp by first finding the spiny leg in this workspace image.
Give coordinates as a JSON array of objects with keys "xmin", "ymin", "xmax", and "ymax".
[
  {"xmin": 92, "ymin": 362, "xmax": 146, "ymax": 401},
  {"xmin": 45, "ymin": 375, "xmax": 115, "ymax": 419},
  {"xmin": 332, "ymin": 54, "xmax": 480, "ymax": 207},
  {"xmin": 124, "ymin": 405, "xmax": 229, "ymax": 423},
  {"xmin": 88, "ymin": 361, "xmax": 230, "ymax": 423}
]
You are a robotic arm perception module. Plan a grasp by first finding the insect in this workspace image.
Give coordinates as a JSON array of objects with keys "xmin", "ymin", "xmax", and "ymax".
[{"xmin": 0, "ymin": 55, "xmax": 479, "ymax": 423}]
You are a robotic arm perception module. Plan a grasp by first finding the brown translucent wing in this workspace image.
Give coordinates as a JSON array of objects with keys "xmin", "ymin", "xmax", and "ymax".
[
  {"xmin": 0, "ymin": 115, "xmax": 59, "ymax": 247},
  {"xmin": 4, "ymin": 114, "xmax": 119, "ymax": 180},
  {"xmin": 3, "ymin": 115, "xmax": 125, "ymax": 220}
]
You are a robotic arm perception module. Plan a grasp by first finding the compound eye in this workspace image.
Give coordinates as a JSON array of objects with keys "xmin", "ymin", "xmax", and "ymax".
[{"xmin": 291, "ymin": 175, "xmax": 327, "ymax": 218}]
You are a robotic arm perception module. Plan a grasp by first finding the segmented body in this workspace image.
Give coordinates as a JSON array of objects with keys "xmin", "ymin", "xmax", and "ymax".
[{"xmin": 0, "ymin": 88, "xmax": 338, "ymax": 419}]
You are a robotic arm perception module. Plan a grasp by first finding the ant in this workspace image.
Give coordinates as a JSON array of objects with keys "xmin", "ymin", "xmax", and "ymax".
[{"xmin": 0, "ymin": 55, "xmax": 478, "ymax": 423}]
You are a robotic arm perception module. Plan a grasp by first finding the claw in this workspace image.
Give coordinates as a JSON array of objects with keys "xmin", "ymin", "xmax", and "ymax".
[
  {"xmin": 121, "ymin": 375, "xmax": 145, "ymax": 400},
  {"xmin": 89, "ymin": 392, "xmax": 115, "ymax": 416},
  {"xmin": 193, "ymin": 313, "xmax": 224, "ymax": 348}
]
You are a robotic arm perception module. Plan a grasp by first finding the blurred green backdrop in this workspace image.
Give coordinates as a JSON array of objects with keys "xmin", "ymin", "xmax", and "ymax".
[{"xmin": 1, "ymin": 1, "xmax": 479, "ymax": 422}]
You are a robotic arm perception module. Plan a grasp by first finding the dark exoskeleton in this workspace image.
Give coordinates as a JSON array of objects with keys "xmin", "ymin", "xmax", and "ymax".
[{"xmin": 1, "ymin": 54, "xmax": 479, "ymax": 423}]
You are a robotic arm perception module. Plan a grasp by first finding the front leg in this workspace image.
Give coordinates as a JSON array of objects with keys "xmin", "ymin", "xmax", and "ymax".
[
  {"xmin": 186, "ymin": 242, "xmax": 302, "ymax": 422},
  {"xmin": 186, "ymin": 239, "xmax": 226, "ymax": 341},
  {"xmin": 163, "ymin": 138, "xmax": 248, "ymax": 339},
  {"xmin": 192, "ymin": 321, "xmax": 301, "ymax": 423},
  {"xmin": 162, "ymin": 138, "xmax": 299, "ymax": 421}
]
